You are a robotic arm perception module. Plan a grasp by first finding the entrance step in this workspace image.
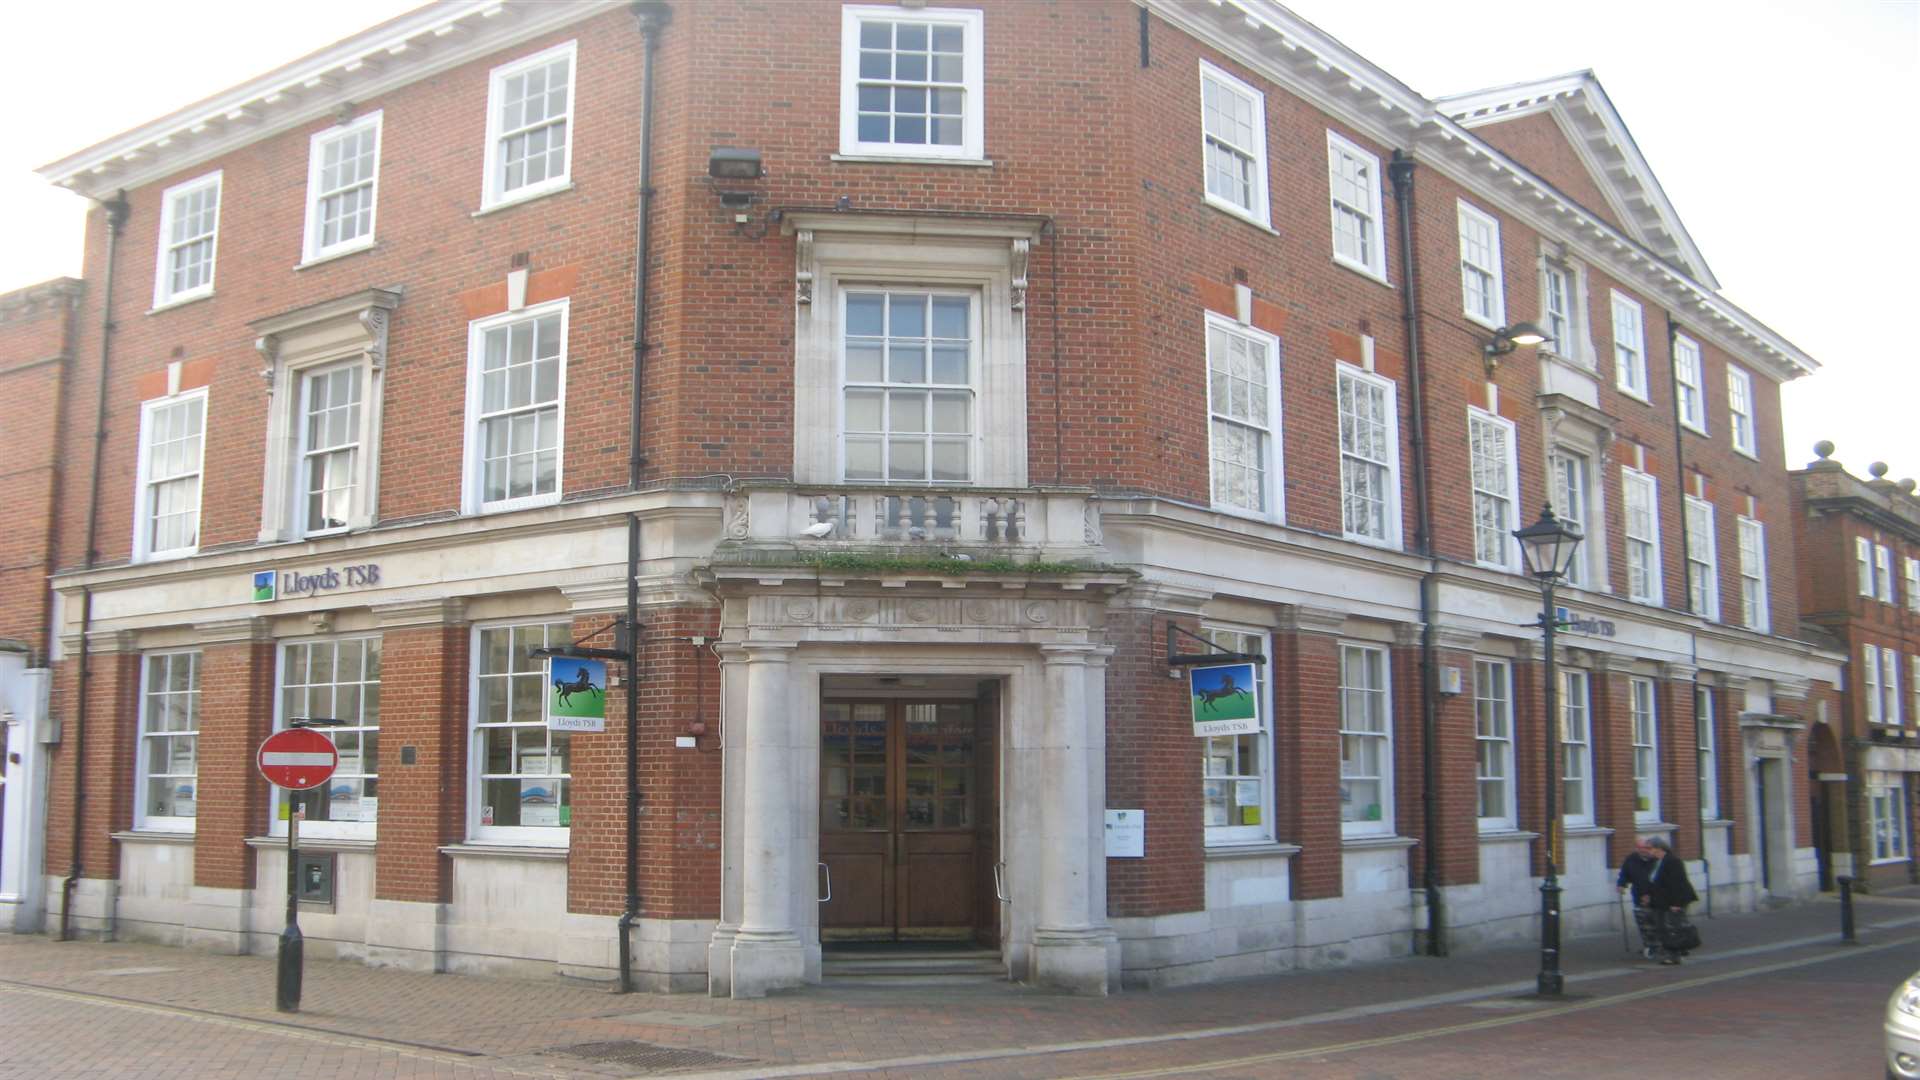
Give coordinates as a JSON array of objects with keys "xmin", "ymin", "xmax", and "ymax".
[{"xmin": 821, "ymin": 948, "xmax": 1005, "ymax": 984}]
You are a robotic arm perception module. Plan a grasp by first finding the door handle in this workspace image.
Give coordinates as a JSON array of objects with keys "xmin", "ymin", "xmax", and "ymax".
[
  {"xmin": 817, "ymin": 861, "xmax": 832, "ymax": 903},
  {"xmin": 993, "ymin": 860, "xmax": 1010, "ymax": 903}
]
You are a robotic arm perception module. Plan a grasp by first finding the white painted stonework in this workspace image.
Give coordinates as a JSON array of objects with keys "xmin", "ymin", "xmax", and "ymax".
[{"xmin": 0, "ymin": 662, "xmax": 52, "ymax": 933}]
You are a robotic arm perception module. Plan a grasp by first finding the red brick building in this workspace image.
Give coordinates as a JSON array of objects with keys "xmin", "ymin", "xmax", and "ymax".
[
  {"xmin": 7, "ymin": 0, "xmax": 1839, "ymax": 995},
  {"xmin": 1790, "ymin": 448, "xmax": 1920, "ymax": 891}
]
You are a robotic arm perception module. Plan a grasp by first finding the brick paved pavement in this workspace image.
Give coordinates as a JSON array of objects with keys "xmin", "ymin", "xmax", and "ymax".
[{"xmin": 1, "ymin": 887, "xmax": 1914, "ymax": 1078}]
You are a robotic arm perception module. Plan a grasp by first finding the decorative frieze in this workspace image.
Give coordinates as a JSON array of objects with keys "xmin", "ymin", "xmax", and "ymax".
[{"xmin": 744, "ymin": 593, "xmax": 1098, "ymax": 632}]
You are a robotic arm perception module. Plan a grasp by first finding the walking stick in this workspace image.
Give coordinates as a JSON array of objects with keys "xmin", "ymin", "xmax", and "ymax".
[{"xmin": 1618, "ymin": 891, "xmax": 1633, "ymax": 955}]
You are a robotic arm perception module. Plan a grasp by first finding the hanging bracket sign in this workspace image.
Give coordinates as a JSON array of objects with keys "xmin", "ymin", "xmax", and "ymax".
[
  {"xmin": 546, "ymin": 657, "xmax": 607, "ymax": 732},
  {"xmin": 1190, "ymin": 662, "xmax": 1260, "ymax": 737}
]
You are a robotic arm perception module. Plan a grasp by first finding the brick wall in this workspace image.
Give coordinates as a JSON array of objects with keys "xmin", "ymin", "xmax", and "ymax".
[{"xmin": 0, "ymin": 280, "xmax": 81, "ymax": 657}]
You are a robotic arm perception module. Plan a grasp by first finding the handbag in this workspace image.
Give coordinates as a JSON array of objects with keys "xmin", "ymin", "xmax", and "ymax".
[{"xmin": 1662, "ymin": 911, "xmax": 1702, "ymax": 953}]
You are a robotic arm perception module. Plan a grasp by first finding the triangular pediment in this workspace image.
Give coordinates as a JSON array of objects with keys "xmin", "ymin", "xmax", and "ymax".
[{"xmin": 1436, "ymin": 71, "xmax": 1717, "ymax": 290}]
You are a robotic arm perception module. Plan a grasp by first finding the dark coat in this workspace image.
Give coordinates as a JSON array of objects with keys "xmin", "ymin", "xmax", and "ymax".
[
  {"xmin": 1646, "ymin": 852, "xmax": 1699, "ymax": 909},
  {"xmin": 1616, "ymin": 852, "xmax": 1658, "ymax": 900}
]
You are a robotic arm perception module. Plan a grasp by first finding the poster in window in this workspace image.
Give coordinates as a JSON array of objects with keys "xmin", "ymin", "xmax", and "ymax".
[
  {"xmin": 546, "ymin": 657, "xmax": 606, "ymax": 732},
  {"xmin": 519, "ymin": 751, "xmax": 560, "ymax": 827},
  {"xmin": 329, "ymin": 753, "xmax": 361, "ymax": 820},
  {"xmin": 1191, "ymin": 662, "xmax": 1259, "ymax": 736},
  {"xmin": 171, "ymin": 782, "xmax": 196, "ymax": 818}
]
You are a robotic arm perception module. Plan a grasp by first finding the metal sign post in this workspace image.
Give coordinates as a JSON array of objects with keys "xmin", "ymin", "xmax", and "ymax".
[{"xmin": 258, "ymin": 723, "xmax": 339, "ymax": 1014}]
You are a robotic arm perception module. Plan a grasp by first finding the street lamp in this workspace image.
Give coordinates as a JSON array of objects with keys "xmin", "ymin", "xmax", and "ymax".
[{"xmin": 1514, "ymin": 504, "xmax": 1582, "ymax": 996}]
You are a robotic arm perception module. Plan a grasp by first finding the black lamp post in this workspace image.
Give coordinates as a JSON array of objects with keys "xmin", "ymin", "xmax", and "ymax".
[{"xmin": 1513, "ymin": 504, "xmax": 1582, "ymax": 996}]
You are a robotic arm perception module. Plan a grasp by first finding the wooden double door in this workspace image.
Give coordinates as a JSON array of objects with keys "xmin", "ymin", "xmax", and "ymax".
[{"xmin": 819, "ymin": 699, "xmax": 992, "ymax": 941}]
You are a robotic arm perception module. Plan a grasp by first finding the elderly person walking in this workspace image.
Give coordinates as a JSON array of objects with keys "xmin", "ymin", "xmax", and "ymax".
[
  {"xmin": 1643, "ymin": 836, "xmax": 1700, "ymax": 965},
  {"xmin": 1616, "ymin": 837, "xmax": 1662, "ymax": 959}
]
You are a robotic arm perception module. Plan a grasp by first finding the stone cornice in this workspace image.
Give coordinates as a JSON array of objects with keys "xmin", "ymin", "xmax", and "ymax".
[
  {"xmin": 373, "ymin": 598, "xmax": 467, "ymax": 629},
  {"xmin": 191, "ymin": 617, "xmax": 271, "ymax": 646},
  {"xmin": 40, "ymin": 2, "xmax": 620, "ymax": 199},
  {"xmin": 1276, "ymin": 604, "xmax": 1345, "ymax": 637},
  {"xmin": 1146, "ymin": 0, "xmax": 1817, "ymax": 383}
]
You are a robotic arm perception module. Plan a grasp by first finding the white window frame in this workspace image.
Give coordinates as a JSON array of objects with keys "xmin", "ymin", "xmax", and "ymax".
[
  {"xmin": 461, "ymin": 298, "xmax": 569, "ymax": 516},
  {"xmin": 1911, "ymin": 655, "xmax": 1919, "ymax": 726},
  {"xmin": 134, "ymin": 651, "xmax": 200, "ymax": 833},
  {"xmin": 151, "ymin": 170, "xmax": 221, "ymax": 309},
  {"xmin": 1468, "ymin": 408, "xmax": 1519, "ymax": 571},
  {"xmin": 1560, "ymin": 668, "xmax": 1594, "ymax": 827},
  {"xmin": 1673, "ymin": 335, "xmax": 1707, "ymax": 434},
  {"xmin": 1884, "ymin": 646, "xmax": 1904, "ymax": 728},
  {"xmin": 1630, "ymin": 676, "xmax": 1659, "ymax": 823},
  {"xmin": 469, "ymin": 619, "xmax": 575, "ymax": 845},
  {"xmin": 839, "ymin": 5, "xmax": 985, "ymax": 162},
  {"xmin": 1339, "ymin": 642, "xmax": 1394, "ymax": 838},
  {"xmin": 132, "ymin": 387, "xmax": 208, "ymax": 563},
  {"xmin": 1865, "ymin": 643, "xmax": 1884, "ymax": 725},
  {"xmin": 294, "ymin": 363, "xmax": 365, "ymax": 538},
  {"xmin": 1201, "ymin": 625, "xmax": 1275, "ymax": 846},
  {"xmin": 1876, "ymin": 544, "xmax": 1895, "ymax": 604},
  {"xmin": 1696, "ymin": 684, "xmax": 1719, "ymax": 820},
  {"xmin": 792, "ymin": 219, "xmax": 1031, "ymax": 487},
  {"xmin": 271, "ymin": 634, "xmax": 383, "ymax": 841},
  {"xmin": 1684, "ymin": 495, "xmax": 1719, "ymax": 620},
  {"xmin": 1622, "ymin": 466, "xmax": 1663, "ymax": 605},
  {"xmin": 1456, "ymin": 200, "xmax": 1505, "ymax": 329},
  {"xmin": 1906, "ymin": 557, "xmax": 1920, "ymax": 614},
  {"xmin": 481, "ymin": 40, "xmax": 577, "ymax": 211},
  {"xmin": 301, "ymin": 110, "xmax": 382, "ymax": 264},
  {"xmin": 1869, "ymin": 773, "xmax": 1910, "ymax": 864},
  {"xmin": 1336, "ymin": 363, "xmax": 1401, "ymax": 548},
  {"xmin": 1326, "ymin": 130, "xmax": 1387, "ymax": 282},
  {"xmin": 1610, "ymin": 291, "xmax": 1648, "ymax": 401},
  {"xmin": 838, "ymin": 288, "xmax": 980, "ymax": 484},
  {"xmin": 1737, "ymin": 515, "xmax": 1769, "ymax": 632},
  {"xmin": 1474, "ymin": 658, "xmax": 1516, "ymax": 831},
  {"xmin": 1197, "ymin": 61, "xmax": 1270, "ymax": 227},
  {"xmin": 1204, "ymin": 310, "xmax": 1284, "ymax": 522},
  {"xmin": 1540, "ymin": 261, "xmax": 1573, "ymax": 363},
  {"xmin": 1726, "ymin": 364, "xmax": 1757, "ymax": 458},
  {"xmin": 1550, "ymin": 450, "xmax": 1592, "ymax": 588},
  {"xmin": 1858, "ymin": 537, "xmax": 1877, "ymax": 598}
]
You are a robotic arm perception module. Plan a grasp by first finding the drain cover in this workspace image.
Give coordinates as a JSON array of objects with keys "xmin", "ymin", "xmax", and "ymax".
[{"xmin": 550, "ymin": 1040, "xmax": 749, "ymax": 1072}]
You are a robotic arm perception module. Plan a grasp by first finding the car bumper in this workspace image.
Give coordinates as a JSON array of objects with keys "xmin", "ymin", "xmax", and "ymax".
[{"xmin": 1889, "ymin": 1017, "xmax": 1920, "ymax": 1079}]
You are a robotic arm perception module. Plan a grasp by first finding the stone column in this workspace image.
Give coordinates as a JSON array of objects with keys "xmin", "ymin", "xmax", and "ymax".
[
  {"xmin": 728, "ymin": 643, "xmax": 805, "ymax": 998},
  {"xmin": 708, "ymin": 643, "xmax": 748, "ymax": 996},
  {"xmin": 1030, "ymin": 643, "xmax": 1118, "ymax": 995}
]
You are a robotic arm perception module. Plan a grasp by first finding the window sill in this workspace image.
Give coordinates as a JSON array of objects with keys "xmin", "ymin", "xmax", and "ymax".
[
  {"xmin": 473, "ymin": 181, "xmax": 575, "ymax": 218},
  {"xmin": 112, "ymin": 829, "xmax": 195, "ymax": 844},
  {"xmin": 1870, "ymin": 857, "xmax": 1912, "ymax": 866},
  {"xmin": 1702, "ymin": 819, "xmax": 1733, "ymax": 829},
  {"xmin": 296, "ymin": 241, "xmax": 378, "ymax": 270},
  {"xmin": 1732, "ymin": 445, "xmax": 1759, "ymax": 462},
  {"xmin": 1205, "ymin": 841, "xmax": 1300, "ymax": 861},
  {"xmin": 135, "ymin": 548, "xmax": 198, "ymax": 565},
  {"xmin": 1476, "ymin": 828, "xmax": 1538, "ymax": 842},
  {"xmin": 147, "ymin": 291, "xmax": 214, "ymax": 316},
  {"xmin": 441, "ymin": 842, "xmax": 569, "ymax": 860},
  {"xmin": 472, "ymin": 492, "xmax": 564, "ymax": 517},
  {"xmin": 1563, "ymin": 823, "xmax": 1614, "ymax": 838},
  {"xmin": 245, "ymin": 835, "xmax": 376, "ymax": 853},
  {"xmin": 1344, "ymin": 531, "xmax": 1403, "ymax": 553},
  {"xmin": 1616, "ymin": 387, "xmax": 1652, "ymax": 406},
  {"xmin": 1341, "ymin": 833, "xmax": 1415, "ymax": 850},
  {"xmin": 1463, "ymin": 310, "xmax": 1503, "ymax": 333},
  {"xmin": 1633, "ymin": 820, "xmax": 1679, "ymax": 833},
  {"xmin": 1203, "ymin": 198, "xmax": 1278, "ymax": 236},
  {"xmin": 1209, "ymin": 502, "xmax": 1284, "ymax": 528},
  {"xmin": 830, "ymin": 153, "xmax": 993, "ymax": 168},
  {"xmin": 1331, "ymin": 256, "xmax": 1392, "ymax": 290},
  {"xmin": 1679, "ymin": 421, "xmax": 1710, "ymax": 438}
]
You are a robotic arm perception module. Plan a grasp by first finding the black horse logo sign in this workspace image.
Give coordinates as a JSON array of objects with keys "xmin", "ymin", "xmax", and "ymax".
[
  {"xmin": 553, "ymin": 665, "xmax": 603, "ymax": 708},
  {"xmin": 1195, "ymin": 671, "xmax": 1250, "ymax": 714}
]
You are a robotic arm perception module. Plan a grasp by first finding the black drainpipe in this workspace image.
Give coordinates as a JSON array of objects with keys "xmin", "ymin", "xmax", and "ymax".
[
  {"xmin": 1663, "ymin": 309, "xmax": 1710, "ymax": 913},
  {"xmin": 1389, "ymin": 151, "xmax": 1445, "ymax": 956},
  {"xmin": 62, "ymin": 192, "xmax": 129, "ymax": 941},
  {"xmin": 617, "ymin": 0, "xmax": 669, "ymax": 993}
]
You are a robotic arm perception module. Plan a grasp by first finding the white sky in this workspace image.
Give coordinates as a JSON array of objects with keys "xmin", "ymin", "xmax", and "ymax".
[{"xmin": 5, "ymin": 0, "xmax": 1916, "ymax": 478}]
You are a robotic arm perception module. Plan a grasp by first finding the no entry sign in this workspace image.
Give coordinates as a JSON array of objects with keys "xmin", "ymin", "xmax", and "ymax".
[{"xmin": 257, "ymin": 728, "xmax": 338, "ymax": 790}]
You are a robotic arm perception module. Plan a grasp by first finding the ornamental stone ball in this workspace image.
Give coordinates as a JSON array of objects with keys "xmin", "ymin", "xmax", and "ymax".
[
  {"xmin": 1813, "ymin": 440, "xmax": 1835, "ymax": 460},
  {"xmin": 1869, "ymin": 461, "xmax": 1890, "ymax": 479},
  {"xmin": 1900, "ymin": 479, "xmax": 1917, "ymax": 495}
]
